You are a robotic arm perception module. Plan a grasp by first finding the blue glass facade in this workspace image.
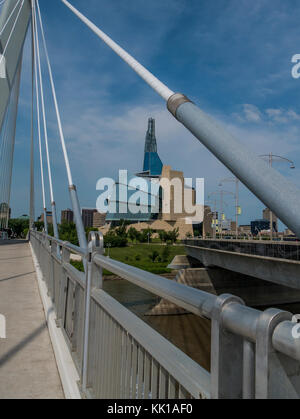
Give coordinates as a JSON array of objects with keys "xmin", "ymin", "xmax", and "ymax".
[
  {"xmin": 142, "ymin": 118, "xmax": 163, "ymax": 176},
  {"xmin": 251, "ymin": 219, "xmax": 277, "ymax": 235},
  {"xmin": 105, "ymin": 118, "xmax": 163, "ymax": 222}
]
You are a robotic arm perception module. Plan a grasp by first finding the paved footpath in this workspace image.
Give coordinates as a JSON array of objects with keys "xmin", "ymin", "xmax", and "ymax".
[{"xmin": 0, "ymin": 240, "xmax": 64, "ymax": 399}]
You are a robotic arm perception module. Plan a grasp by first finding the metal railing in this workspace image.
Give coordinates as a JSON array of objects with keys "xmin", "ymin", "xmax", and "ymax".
[
  {"xmin": 183, "ymin": 238, "xmax": 300, "ymax": 262},
  {"xmin": 30, "ymin": 230, "xmax": 300, "ymax": 399}
]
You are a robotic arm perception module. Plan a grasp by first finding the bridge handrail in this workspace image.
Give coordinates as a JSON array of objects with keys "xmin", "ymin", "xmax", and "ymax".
[
  {"xmin": 93, "ymin": 253, "xmax": 300, "ymax": 358},
  {"xmin": 30, "ymin": 230, "xmax": 300, "ymax": 398},
  {"xmin": 34, "ymin": 229, "xmax": 300, "ymax": 359},
  {"xmin": 32, "ymin": 229, "xmax": 87, "ymax": 257}
]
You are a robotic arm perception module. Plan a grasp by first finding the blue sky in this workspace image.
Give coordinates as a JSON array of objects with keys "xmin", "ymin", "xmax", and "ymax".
[{"xmin": 7, "ymin": 0, "xmax": 300, "ymax": 229}]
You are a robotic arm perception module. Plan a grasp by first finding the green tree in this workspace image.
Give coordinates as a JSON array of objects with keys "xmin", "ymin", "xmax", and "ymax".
[
  {"xmin": 8, "ymin": 218, "xmax": 29, "ymax": 237},
  {"xmin": 161, "ymin": 245, "xmax": 171, "ymax": 262},
  {"xmin": 104, "ymin": 230, "xmax": 128, "ymax": 248},
  {"xmin": 115, "ymin": 220, "xmax": 129, "ymax": 238},
  {"xmin": 33, "ymin": 221, "xmax": 44, "ymax": 232},
  {"xmin": 48, "ymin": 223, "xmax": 54, "ymax": 237},
  {"xmin": 128, "ymin": 227, "xmax": 138, "ymax": 243},
  {"xmin": 168, "ymin": 228, "xmax": 179, "ymax": 244},
  {"xmin": 59, "ymin": 221, "xmax": 79, "ymax": 246},
  {"xmin": 138, "ymin": 228, "xmax": 153, "ymax": 243},
  {"xmin": 158, "ymin": 230, "xmax": 167, "ymax": 243}
]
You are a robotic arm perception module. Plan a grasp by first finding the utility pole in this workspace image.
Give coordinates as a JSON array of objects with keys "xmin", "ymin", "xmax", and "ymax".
[
  {"xmin": 259, "ymin": 153, "xmax": 295, "ymax": 241},
  {"xmin": 219, "ymin": 177, "xmax": 240, "ymax": 239},
  {"xmin": 208, "ymin": 191, "xmax": 234, "ymax": 239}
]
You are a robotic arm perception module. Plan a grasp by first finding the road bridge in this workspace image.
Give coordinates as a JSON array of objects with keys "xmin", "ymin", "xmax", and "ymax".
[{"xmin": 183, "ymin": 239, "xmax": 300, "ymax": 289}]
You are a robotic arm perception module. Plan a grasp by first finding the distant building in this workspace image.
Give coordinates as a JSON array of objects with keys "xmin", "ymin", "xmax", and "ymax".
[
  {"xmin": 284, "ymin": 228, "xmax": 296, "ymax": 237},
  {"xmin": 239, "ymin": 225, "xmax": 251, "ymax": 235},
  {"xmin": 61, "ymin": 208, "xmax": 74, "ymax": 224},
  {"xmin": 138, "ymin": 118, "xmax": 163, "ymax": 178},
  {"xmin": 102, "ymin": 118, "xmax": 203, "ymax": 239},
  {"xmin": 93, "ymin": 212, "xmax": 106, "ymax": 228},
  {"xmin": 250, "ymin": 219, "xmax": 278, "ymax": 235},
  {"xmin": 202, "ymin": 206, "xmax": 213, "ymax": 237},
  {"xmin": 39, "ymin": 211, "xmax": 52, "ymax": 225},
  {"xmin": 263, "ymin": 208, "xmax": 278, "ymax": 232},
  {"xmin": 82, "ymin": 208, "xmax": 98, "ymax": 229}
]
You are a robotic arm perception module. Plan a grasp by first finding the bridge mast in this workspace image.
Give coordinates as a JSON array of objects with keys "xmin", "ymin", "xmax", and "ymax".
[{"xmin": 0, "ymin": 0, "xmax": 31, "ymax": 230}]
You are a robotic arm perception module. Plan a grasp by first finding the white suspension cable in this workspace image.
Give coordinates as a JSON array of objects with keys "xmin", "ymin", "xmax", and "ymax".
[
  {"xmin": 60, "ymin": 0, "xmax": 174, "ymax": 102},
  {"xmin": 36, "ymin": 0, "xmax": 87, "ymax": 249},
  {"xmin": 36, "ymin": 0, "xmax": 73, "ymax": 186},
  {"xmin": 34, "ymin": 4, "xmax": 54, "ymax": 204},
  {"xmin": 32, "ymin": 2, "xmax": 47, "ymax": 220},
  {"xmin": 0, "ymin": 0, "xmax": 7, "ymax": 6},
  {"xmin": 0, "ymin": 0, "xmax": 22, "ymax": 37},
  {"xmin": 0, "ymin": 0, "xmax": 24, "ymax": 68},
  {"xmin": 29, "ymin": 6, "xmax": 35, "ymax": 229}
]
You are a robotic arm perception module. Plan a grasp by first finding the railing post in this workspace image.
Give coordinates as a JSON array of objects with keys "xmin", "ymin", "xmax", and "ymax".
[
  {"xmin": 210, "ymin": 294, "xmax": 245, "ymax": 399},
  {"xmin": 58, "ymin": 242, "xmax": 71, "ymax": 325},
  {"xmin": 255, "ymin": 308, "xmax": 293, "ymax": 399},
  {"xmin": 243, "ymin": 340, "xmax": 255, "ymax": 399},
  {"xmin": 81, "ymin": 231, "xmax": 104, "ymax": 393}
]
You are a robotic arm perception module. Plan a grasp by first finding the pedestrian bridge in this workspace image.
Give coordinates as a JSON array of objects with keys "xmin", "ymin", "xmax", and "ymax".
[
  {"xmin": 1, "ymin": 0, "xmax": 300, "ymax": 399},
  {"xmin": 1, "ymin": 232, "xmax": 300, "ymax": 399},
  {"xmin": 183, "ymin": 239, "xmax": 300, "ymax": 289},
  {"xmin": 0, "ymin": 240, "xmax": 63, "ymax": 399}
]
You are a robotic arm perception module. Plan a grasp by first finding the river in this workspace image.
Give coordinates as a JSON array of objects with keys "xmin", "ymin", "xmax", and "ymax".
[{"xmin": 103, "ymin": 279, "xmax": 300, "ymax": 374}]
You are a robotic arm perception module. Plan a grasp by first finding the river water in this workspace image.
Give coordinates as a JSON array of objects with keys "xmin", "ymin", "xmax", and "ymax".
[
  {"xmin": 103, "ymin": 278, "xmax": 300, "ymax": 374},
  {"xmin": 103, "ymin": 278, "xmax": 211, "ymax": 372}
]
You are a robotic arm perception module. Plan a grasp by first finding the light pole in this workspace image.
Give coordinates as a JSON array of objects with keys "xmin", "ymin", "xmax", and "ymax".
[
  {"xmin": 259, "ymin": 153, "xmax": 295, "ymax": 241},
  {"xmin": 219, "ymin": 177, "xmax": 240, "ymax": 239},
  {"xmin": 208, "ymin": 190, "xmax": 234, "ymax": 239}
]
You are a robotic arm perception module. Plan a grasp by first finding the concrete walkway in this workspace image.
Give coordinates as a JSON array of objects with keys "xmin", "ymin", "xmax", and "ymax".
[{"xmin": 0, "ymin": 241, "xmax": 64, "ymax": 399}]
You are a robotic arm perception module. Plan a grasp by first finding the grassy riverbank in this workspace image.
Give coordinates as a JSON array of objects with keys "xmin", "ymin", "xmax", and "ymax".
[{"xmin": 71, "ymin": 244, "xmax": 186, "ymax": 275}]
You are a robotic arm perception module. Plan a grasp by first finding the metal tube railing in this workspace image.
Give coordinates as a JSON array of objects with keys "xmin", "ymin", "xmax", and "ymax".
[
  {"xmin": 32, "ymin": 229, "xmax": 300, "ymax": 364},
  {"xmin": 30, "ymin": 230, "xmax": 300, "ymax": 399}
]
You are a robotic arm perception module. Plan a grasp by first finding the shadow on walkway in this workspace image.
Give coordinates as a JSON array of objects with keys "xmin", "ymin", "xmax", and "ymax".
[
  {"xmin": 0, "ymin": 240, "xmax": 28, "ymax": 246},
  {"xmin": 0, "ymin": 256, "xmax": 31, "ymax": 261},
  {"xmin": 0, "ymin": 272, "xmax": 36, "ymax": 283},
  {"xmin": 0, "ymin": 308, "xmax": 53, "ymax": 368}
]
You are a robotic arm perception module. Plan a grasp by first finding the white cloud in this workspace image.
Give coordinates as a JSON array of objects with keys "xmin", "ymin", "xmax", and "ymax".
[{"xmin": 243, "ymin": 104, "xmax": 262, "ymax": 122}]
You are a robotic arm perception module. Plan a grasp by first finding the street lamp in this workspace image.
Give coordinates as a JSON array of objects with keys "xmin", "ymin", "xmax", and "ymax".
[
  {"xmin": 208, "ymin": 190, "xmax": 234, "ymax": 239},
  {"xmin": 219, "ymin": 177, "xmax": 240, "ymax": 239},
  {"xmin": 259, "ymin": 153, "xmax": 295, "ymax": 241}
]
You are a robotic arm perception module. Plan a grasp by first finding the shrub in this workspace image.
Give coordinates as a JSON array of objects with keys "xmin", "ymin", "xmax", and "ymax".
[
  {"xmin": 149, "ymin": 250, "xmax": 159, "ymax": 262},
  {"xmin": 104, "ymin": 231, "xmax": 128, "ymax": 248},
  {"xmin": 161, "ymin": 246, "xmax": 171, "ymax": 262}
]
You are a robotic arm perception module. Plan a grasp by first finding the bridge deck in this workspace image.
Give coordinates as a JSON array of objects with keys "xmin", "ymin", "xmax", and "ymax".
[{"xmin": 0, "ymin": 241, "xmax": 64, "ymax": 399}]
